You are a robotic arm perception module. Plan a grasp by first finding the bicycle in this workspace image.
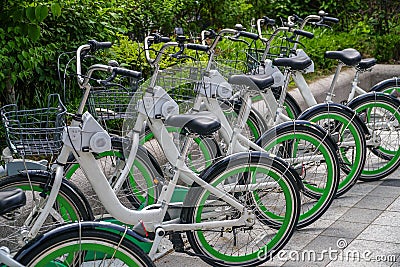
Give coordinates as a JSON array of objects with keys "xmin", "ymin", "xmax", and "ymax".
[
  {"xmin": 0, "ymin": 188, "xmax": 155, "ymax": 266},
  {"xmin": 0, "ymin": 40, "xmax": 301, "ymax": 266},
  {"xmin": 256, "ymin": 12, "xmax": 400, "ymax": 181}
]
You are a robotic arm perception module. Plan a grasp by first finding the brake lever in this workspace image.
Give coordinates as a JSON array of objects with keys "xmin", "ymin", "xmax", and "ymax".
[
  {"xmin": 317, "ymin": 22, "xmax": 332, "ymax": 29},
  {"xmin": 286, "ymin": 36, "xmax": 305, "ymax": 48},
  {"xmin": 175, "ymin": 54, "xmax": 198, "ymax": 61}
]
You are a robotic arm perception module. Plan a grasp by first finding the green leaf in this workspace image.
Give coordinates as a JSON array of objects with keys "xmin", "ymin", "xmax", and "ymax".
[
  {"xmin": 35, "ymin": 5, "xmax": 49, "ymax": 23},
  {"xmin": 51, "ymin": 3, "xmax": 62, "ymax": 17},
  {"xmin": 28, "ymin": 24, "xmax": 41, "ymax": 42},
  {"xmin": 22, "ymin": 51, "xmax": 29, "ymax": 59},
  {"xmin": 26, "ymin": 7, "xmax": 36, "ymax": 22}
]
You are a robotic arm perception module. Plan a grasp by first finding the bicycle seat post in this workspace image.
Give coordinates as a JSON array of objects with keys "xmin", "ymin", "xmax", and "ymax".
[
  {"xmin": 178, "ymin": 132, "xmax": 194, "ymax": 161},
  {"xmin": 326, "ymin": 62, "xmax": 344, "ymax": 103}
]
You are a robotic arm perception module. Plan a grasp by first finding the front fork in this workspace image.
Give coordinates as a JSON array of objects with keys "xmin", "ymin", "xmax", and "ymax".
[{"xmin": 23, "ymin": 147, "xmax": 70, "ymax": 242}]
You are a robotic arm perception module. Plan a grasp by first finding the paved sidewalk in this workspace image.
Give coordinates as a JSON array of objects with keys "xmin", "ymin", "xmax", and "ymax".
[{"xmin": 155, "ymin": 168, "xmax": 400, "ymax": 267}]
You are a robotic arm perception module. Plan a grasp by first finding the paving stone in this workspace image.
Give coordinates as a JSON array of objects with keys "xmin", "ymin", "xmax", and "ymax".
[
  {"xmin": 282, "ymin": 232, "xmax": 318, "ymax": 250},
  {"xmin": 320, "ymin": 220, "xmax": 369, "ymax": 239},
  {"xmin": 331, "ymin": 194, "xmax": 364, "ymax": 208},
  {"xmin": 282, "ymin": 251, "xmax": 331, "ymax": 267},
  {"xmin": 387, "ymin": 197, "xmax": 400, "ymax": 212},
  {"xmin": 372, "ymin": 211, "xmax": 400, "ymax": 227},
  {"xmin": 326, "ymin": 256, "xmax": 394, "ymax": 267},
  {"xmin": 301, "ymin": 235, "xmax": 349, "ymax": 255},
  {"xmin": 345, "ymin": 183, "xmax": 379, "ymax": 196},
  {"xmin": 353, "ymin": 195, "xmax": 396, "ymax": 211},
  {"xmin": 319, "ymin": 205, "xmax": 352, "ymax": 221},
  {"xmin": 356, "ymin": 224, "xmax": 400, "ymax": 244},
  {"xmin": 342, "ymin": 239, "xmax": 399, "ymax": 262},
  {"xmin": 297, "ymin": 219, "xmax": 335, "ymax": 235},
  {"xmin": 337, "ymin": 207, "xmax": 382, "ymax": 224},
  {"xmin": 379, "ymin": 178, "xmax": 400, "ymax": 188},
  {"xmin": 367, "ymin": 185, "xmax": 400, "ymax": 198},
  {"xmin": 155, "ymin": 252, "xmax": 210, "ymax": 267},
  {"xmin": 392, "ymin": 256, "xmax": 400, "ymax": 267}
]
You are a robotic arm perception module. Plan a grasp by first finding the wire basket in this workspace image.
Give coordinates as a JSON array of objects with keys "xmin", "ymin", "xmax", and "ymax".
[
  {"xmin": 87, "ymin": 78, "xmax": 142, "ymax": 120},
  {"xmin": 148, "ymin": 61, "xmax": 208, "ymax": 114},
  {"xmin": 1, "ymin": 94, "xmax": 66, "ymax": 156},
  {"xmin": 86, "ymin": 77, "xmax": 142, "ymax": 135}
]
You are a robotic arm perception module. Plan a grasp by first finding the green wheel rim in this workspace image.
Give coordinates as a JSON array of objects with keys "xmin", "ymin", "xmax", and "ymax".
[
  {"xmin": 263, "ymin": 133, "xmax": 334, "ymax": 221},
  {"xmin": 310, "ymin": 113, "xmax": 363, "ymax": 191},
  {"xmin": 32, "ymin": 242, "xmax": 140, "ymax": 266},
  {"xmin": 356, "ymin": 102, "xmax": 400, "ymax": 175},
  {"xmin": 65, "ymin": 150, "xmax": 156, "ymax": 207},
  {"xmin": 19, "ymin": 185, "xmax": 79, "ymax": 222},
  {"xmin": 195, "ymin": 165, "xmax": 294, "ymax": 262}
]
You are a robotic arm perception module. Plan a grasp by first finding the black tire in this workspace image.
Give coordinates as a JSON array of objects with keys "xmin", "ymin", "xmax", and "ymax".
[
  {"xmin": 181, "ymin": 152, "xmax": 300, "ymax": 267},
  {"xmin": 0, "ymin": 174, "xmax": 93, "ymax": 254},
  {"xmin": 347, "ymin": 92, "xmax": 400, "ymax": 181},
  {"xmin": 298, "ymin": 103, "xmax": 367, "ymax": 196},
  {"xmin": 257, "ymin": 120, "xmax": 340, "ymax": 228},
  {"xmin": 15, "ymin": 221, "xmax": 155, "ymax": 267}
]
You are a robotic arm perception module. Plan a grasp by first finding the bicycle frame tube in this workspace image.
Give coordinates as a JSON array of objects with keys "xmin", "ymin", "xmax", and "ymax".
[
  {"xmin": 291, "ymin": 71, "xmax": 318, "ymax": 107},
  {"xmin": 347, "ymin": 71, "xmax": 368, "ymax": 102}
]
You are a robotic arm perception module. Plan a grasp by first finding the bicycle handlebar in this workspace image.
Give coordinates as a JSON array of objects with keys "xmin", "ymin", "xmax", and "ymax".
[
  {"xmin": 144, "ymin": 35, "xmax": 180, "ymax": 66},
  {"xmin": 237, "ymin": 31, "xmax": 259, "ymax": 40},
  {"xmin": 293, "ymin": 29, "xmax": 314, "ymax": 39},
  {"xmin": 113, "ymin": 67, "xmax": 142, "ymax": 79},
  {"xmin": 323, "ymin": 16, "xmax": 339, "ymax": 24},
  {"xmin": 186, "ymin": 43, "xmax": 209, "ymax": 52},
  {"xmin": 87, "ymin": 40, "xmax": 112, "ymax": 52}
]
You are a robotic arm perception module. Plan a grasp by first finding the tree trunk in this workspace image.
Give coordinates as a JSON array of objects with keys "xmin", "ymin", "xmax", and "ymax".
[{"xmin": 5, "ymin": 77, "xmax": 16, "ymax": 105}]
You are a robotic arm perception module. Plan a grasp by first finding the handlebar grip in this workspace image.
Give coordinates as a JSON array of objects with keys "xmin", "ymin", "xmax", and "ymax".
[
  {"xmin": 293, "ymin": 29, "xmax": 314, "ymax": 39},
  {"xmin": 238, "ymin": 31, "xmax": 259, "ymax": 40},
  {"xmin": 323, "ymin": 16, "xmax": 339, "ymax": 23},
  {"xmin": 88, "ymin": 40, "xmax": 112, "ymax": 52},
  {"xmin": 186, "ymin": 43, "xmax": 209, "ymax": 52},
  {"xmin": 262, "ymin": 16, "xmax": 275, "ymax": 25},
  {"xmin": 113, "ymin": 67, "xmax": 142, "ymax": 79},
  {"xmin": 160, "ymin": 36, "xmax": 171, "ymax": 43}
]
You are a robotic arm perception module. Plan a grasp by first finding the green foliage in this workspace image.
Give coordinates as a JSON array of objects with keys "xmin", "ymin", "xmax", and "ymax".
[
  {"xmin": 0, "ymin": 0, "xmax": 399, "ymax": 109},
  {"xmin": 374, "ymin": 34, "xmax": 400, "ymax": 63}
]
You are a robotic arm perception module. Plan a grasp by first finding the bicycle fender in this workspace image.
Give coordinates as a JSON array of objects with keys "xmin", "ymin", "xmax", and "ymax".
[
  {"xmin": 370, "ymin": 77, "xmax": 400, "ymax": 92},
  {"xmin": 14, "ymin": 221, "xmax": 153, "ymax": 260},
  {"xmin": 347, "ymin": 91, "xmax": 400, "ymax": 112},
  {"xmin": 18, "ymin": 169, "xmax": 52, "ymax": 178}
]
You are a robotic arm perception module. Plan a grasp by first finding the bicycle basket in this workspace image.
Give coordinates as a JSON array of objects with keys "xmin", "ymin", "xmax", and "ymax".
[
  {"xmin": 87, "ymin": 77, "xmax": 142, "ymax": 120},
  {"xmin": 86, "ymin": 77, "xmax": 142, "ymax": 135},
  {"xmin": 1, "ymin": 94, "xmax": 66, "ymax": 156},
  {"xmin": 145, "ymin": 61, "xmax": 207, "ymax": 114}
]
